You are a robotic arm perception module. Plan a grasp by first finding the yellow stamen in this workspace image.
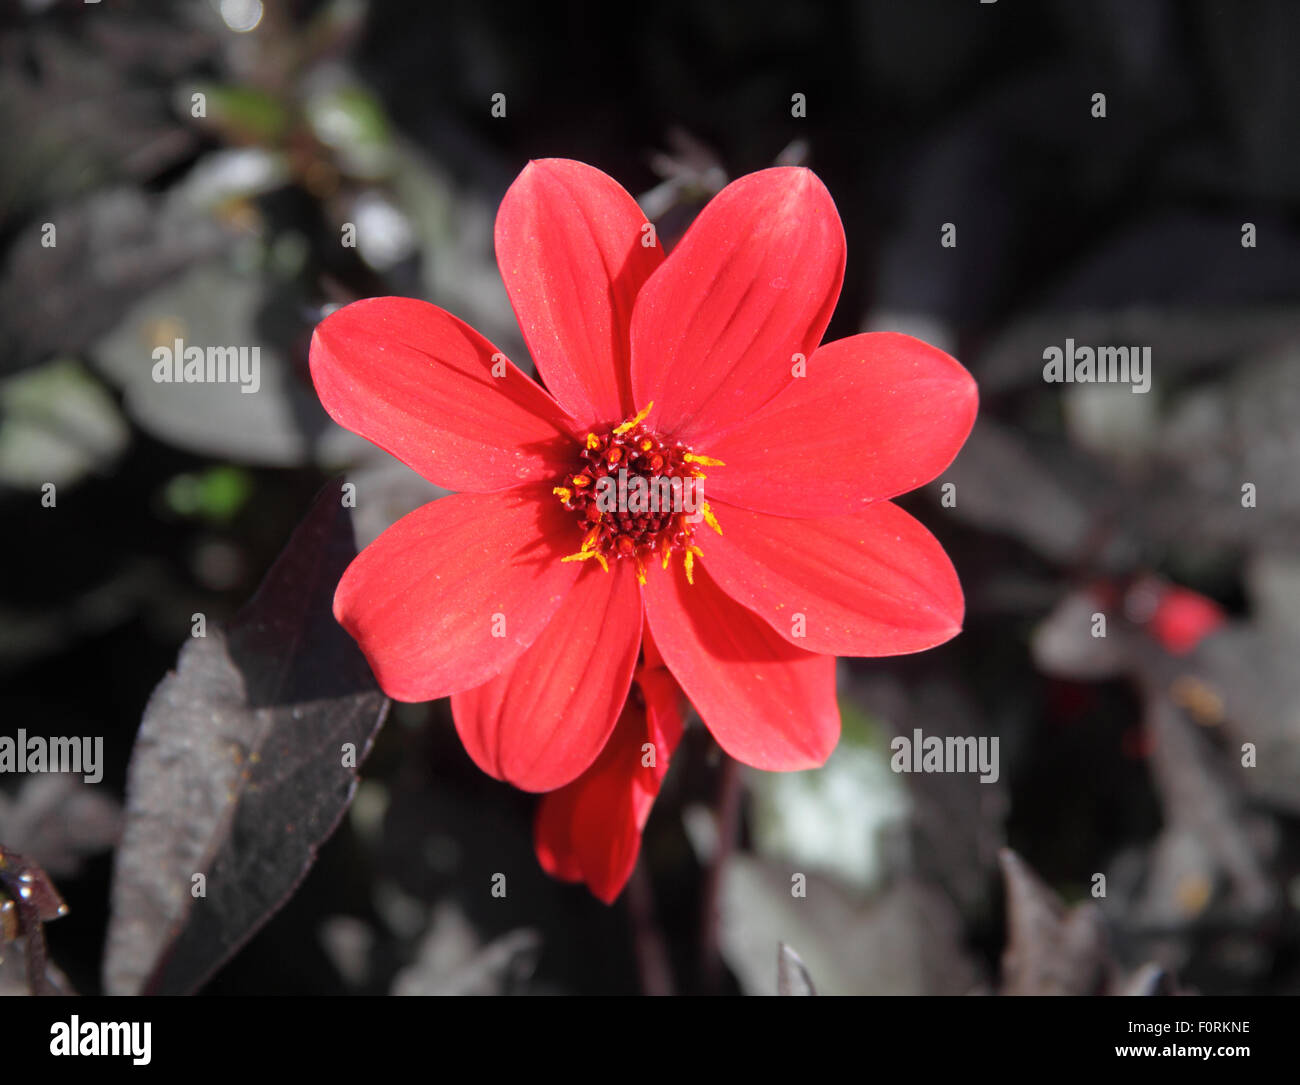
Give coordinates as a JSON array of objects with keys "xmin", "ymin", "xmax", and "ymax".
[
  {"xmin": 585, "ymin": 432, "xmax": 601, "ymax": 450},
  {"xmin": 552, "ymin": 486, "xmax": 572, "ymax": 502},
  {"xmin": 639, "ymin": 438, "xmax": 653, "ymax": 452},
  {"xmin": 613, "ymin": 401, "xmax": 654, "ymax": 435},
  {"xmin": 701, "ymin": 501, "xmax": 723, "ymax": 536},
  {"xmin": 635, "ymin": 557, "xmax": 647, "ymax": 585},
  {"xmin": 683, "ymin": 549, "xmax": 695, "ymax": 585},
  {"xmin": 561, "ymin": 549, "xmax": 609, "ymax": 572},
  {"xmin": 683, "ymin": 453, "xmax": 725, "ymax": 467},
  {"xmin": 580, "ymin": 526, "xmax": 600, "ymax": 552},
  {"xmin": 572, "ymin": 474, "xmax": 591, "ymax": 488}
]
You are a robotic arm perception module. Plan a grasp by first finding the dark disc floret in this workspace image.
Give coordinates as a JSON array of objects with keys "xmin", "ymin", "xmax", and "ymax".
[{"xmin": 552, "ymin": 402, "xmax": 723, "ymax": 583}]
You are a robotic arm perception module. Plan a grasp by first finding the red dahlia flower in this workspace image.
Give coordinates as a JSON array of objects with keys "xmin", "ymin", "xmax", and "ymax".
[{"xmin": 309, "ymin": 158, "xmax": 977, "ymax": 899}]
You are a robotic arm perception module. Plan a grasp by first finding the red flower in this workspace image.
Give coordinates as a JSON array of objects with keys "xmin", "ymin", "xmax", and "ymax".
[{"xmin": 309, "ymin": 158, "xmax": 977, "ymax": 897}]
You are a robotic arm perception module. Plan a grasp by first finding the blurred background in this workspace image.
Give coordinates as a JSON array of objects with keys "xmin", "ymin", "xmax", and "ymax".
[{"xmin": 2, "ymin": 0, "xmax": 1299, "ymax": 995}]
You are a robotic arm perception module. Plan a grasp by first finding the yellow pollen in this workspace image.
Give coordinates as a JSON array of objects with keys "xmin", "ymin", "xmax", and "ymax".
[
  {"xmin": 683, "ymin": 453, "xmax": 725, "ymax": 467},
  {"xmin": 613, "ymin": 400, "xmax": 655, "ymax": 435},
  {"xmin": 572, "ymin": 474, "xmax": 591, "ymax": 488},
  {"xmin": 552, "ymin": 486, "xmax": 571, "ymax": 502},
  {"xmin": 585, "ymin": 432, "xmax": 601, "ymax": 450},
  {"xmin": 701, "ymin": 501, "xmax": 723, "ymax": 536},
  {"xmin": 580, "ymin": 526, "xmax": 600, "ymax": 552},
  {"xmin": 683, "ymin": 549, "xmax": 696, "ymax": 585},
  {"xmin": 635, "ymin": 557, "xmax": 647, "ymax": 585}
]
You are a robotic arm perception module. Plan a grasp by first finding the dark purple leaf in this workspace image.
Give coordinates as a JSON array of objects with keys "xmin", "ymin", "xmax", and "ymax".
[
  {"xmin": 998, "ymin": 847, "xmax": 1111, "ymax": 996},
  {"xmin": 103, "ymin": 484, "xmax": 388, "ymax": 995}
]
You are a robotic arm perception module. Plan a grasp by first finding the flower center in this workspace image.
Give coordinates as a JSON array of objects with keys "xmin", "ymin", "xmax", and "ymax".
[{"xmin": 553, "ymin": 402, "xmax": 722, "ymax": 584}]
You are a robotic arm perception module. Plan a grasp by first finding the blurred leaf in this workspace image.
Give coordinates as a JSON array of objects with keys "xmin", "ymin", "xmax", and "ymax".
[
  {"xmin": 1175, "ymin": 630, "xmax": 1300, "ymax": 816},
  {"xmin": 998, "ymin": 847, "xmax": 1113, "ymax": 995},
  {"xmin": 172, "ymin": 148, "xmax": 292, "ymax": 211},
  {"xmin": 103, "ymin": 484, "xmax": 389, "ymax": 995},
  {"xmin": 776, "ymin": 943, "xmax": 816, "ymax": 996},
  {"xmin": 0, "ymin": 17, "xmax": 203, "ymax": 218},
  {"xmin": 307, "ymin": 84, "xmax": 394, "ymax": 179},
  {"xmin": 388, "ymin": 145, "xmax": 526, "ymax": 359},
  {"xmin": 343, "ymin": 457, "xmax": 445, "ymax": 549},
  {"xmin": 1209, "ymin": 555, "xmax": 1300, "ymax": 814},
  {"xmin": 93, "ymin": 260, "xmax": 363, "ymax": 467},
  {"xmin": 1035, "ymin": 567, "xmax": 1300, "ymax": 816},
  {"xmin": 1118, "ymin": 962, "xmax": 1178, "ymax": 996},
  {"xmin": 997, "ymin": 846, "xmax": 1188, "ymax": 995},
  {"xmin": 1031, "ymin": 586, "xmax": 1136, "ymax": 681},
  {"xmin": 979, "ymin": 303, "xmax": 1300, "ymax": 397},
  {"xmin": 746, "ymin": 727, "xmax": 905, "ymax": 894},
  {"xmin": 390, "ymin": 901, "xmax": 540, "ymax": 996},
  {"xmin": 719, "ymin": 858, "xmax": 978, "ymax": 995},
  {"xmin": 1142, "ymin": 347, "xmax": 1300, "ymax": 554},
  {"xmin": 193, "ymin": 84, "xmax": 292, "ymax": 144},
  {"xmin": 0, "ymin": 188, "xmax": 228, "ymax": 376},
  {"xmin": 969, "ymin": 210, "xmax": 1300, "ymax": 405},
  {"xmin": 942, "ymin": 418, "xmax": 1133, "ymax": 569},
  {"xmin": 0, "ymin": 777, "xmax": 122, "ymax": 881},
  {"xmin": 163, "ymin": 466, "xmax": 254, "ymax": 523},
  {"xmin": 846, "ymin": 670, "xmax": 1008, "ymax": 920},
  {"xmin": 1135, "ymin": 697, "xmax": 1277, "ymax": 931},
  {"xmin": 0, "ymin": 358, "xmax": 128, "ymax": 489}
]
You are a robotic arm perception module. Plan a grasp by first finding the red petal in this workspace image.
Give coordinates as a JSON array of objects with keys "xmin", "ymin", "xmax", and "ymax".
[
  {"xmin": 701, "ymin": 500, "xmax": 964, "ymax": 657},
  {"xmin": 626, "ymin": 627, "xmax": 687, "ymax": 828},
  {"xmin": 451, "ymin": 560, "xmax": 642, "ymax": 792},
  {"xmin": 630, "ymin": 168, "xmax": 845, "ymax": 444},
  {"xmin": 495, "ymin": 159, "xmax": 664, "ymax": 429},
  {"xmin": 534, "ymin": 660, "xmax": 685, "ymax": 903},
  {"xmin": 334, "ymin": 486, "xmax": 581, "ymax": 702},
  {"xmin": 633, "ymin": 625, "xmax": 685, "ymax": 832},
  {"xmin": 704, "ymin": 333, "xmax": 978, "ymax": 516},
  {"xmin": 533, "ymin": 782, "xmax": 583, "ymax": 882},
  {"xmin": 642, "ymin": 558, "xmax": 839, "ymax": 770},
  {"xmin": 310, "ymin": 297, "xmax": 577, "ymax": 492},
  {"xmin": 534, "ymin": 704, "xmax": 639, "ymax": 902}
]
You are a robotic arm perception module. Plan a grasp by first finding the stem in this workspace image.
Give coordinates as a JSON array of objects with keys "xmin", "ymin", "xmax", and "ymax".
[
  {"xmin": 698, "ymin": 753, "xmax": 742, "ymax": 993},
  {"xmin": 21, "ymin": 908, "xmax": 50, "ymax": 996},
  {"xmin": 626, "ymin": 863, "xmax": 674, "ymax": 995}
]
